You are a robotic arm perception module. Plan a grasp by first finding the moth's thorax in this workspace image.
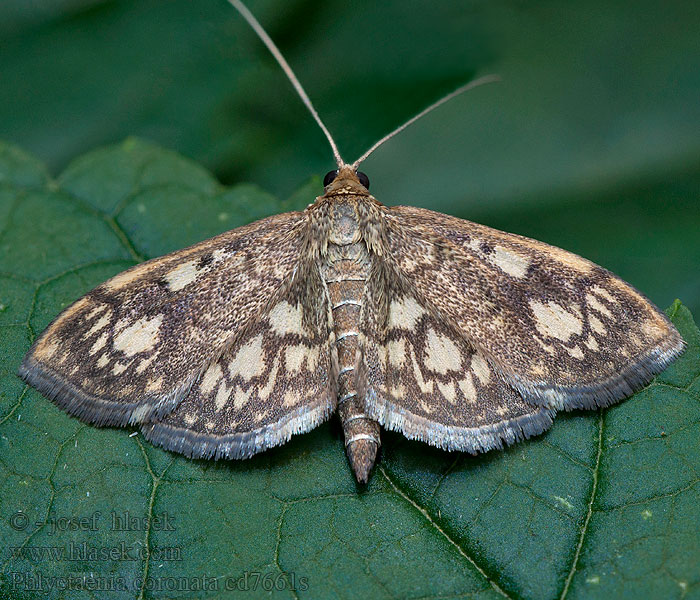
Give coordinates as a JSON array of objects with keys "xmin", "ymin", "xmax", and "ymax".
[
  {"xmin": 307, "ymin": 193, "xmax": 386, "ymax": 264},
  {"xmin": 328, "ymin": 199, "xmax": 362, "ymax": 245}
]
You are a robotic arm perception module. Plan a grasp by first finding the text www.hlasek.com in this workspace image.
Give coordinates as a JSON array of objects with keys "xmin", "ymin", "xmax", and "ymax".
[{"xmin": 7, "ymin": 541, "xmax": 181, "ymax": 563}]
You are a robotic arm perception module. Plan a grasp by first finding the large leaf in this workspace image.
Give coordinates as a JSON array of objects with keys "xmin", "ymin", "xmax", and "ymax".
[{"xmin": 1, "ymin": 140, "xmax": 698, "ymax": 599}]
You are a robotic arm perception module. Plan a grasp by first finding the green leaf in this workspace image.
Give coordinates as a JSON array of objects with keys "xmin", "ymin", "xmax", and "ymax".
[{"xmin": 1, "ymin": 140, "xmax": 698, "ymax": 600}]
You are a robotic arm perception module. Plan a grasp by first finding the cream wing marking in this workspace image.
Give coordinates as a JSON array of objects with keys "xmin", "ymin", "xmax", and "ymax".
[
  {"xmin": 383, "ymin": 206, "xmax": 685, "ymax": 410},
  {"xmin": 18, "ymin": 212, "xmax": 307, "ymax": 426},
  {"xmin": 141, "ymin": 296, "xmax": 336, "ymax": 459},
  {"xmin": 362, "ymin": 293, "xmax": 554, "ymax": 452}
]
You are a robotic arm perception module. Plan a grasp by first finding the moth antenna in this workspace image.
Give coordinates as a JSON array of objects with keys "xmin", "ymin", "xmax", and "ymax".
[
  {"xmin": 227, "ymin": 0, "xmax": 345, "ymax": 168},
  {"xmin": 351, "ymin": 74, "xmax": 501, "ymax": 169}
]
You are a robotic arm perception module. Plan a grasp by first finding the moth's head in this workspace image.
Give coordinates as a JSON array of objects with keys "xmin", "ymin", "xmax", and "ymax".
[{"xmin": 322, "ymin": 165, "xmax": 370, "ymax": 197}]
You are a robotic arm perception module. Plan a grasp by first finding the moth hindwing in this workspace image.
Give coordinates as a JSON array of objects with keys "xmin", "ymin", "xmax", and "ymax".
[{"xmin": 18, "ymin": 2, "xmax": 685, "ymax": 484}]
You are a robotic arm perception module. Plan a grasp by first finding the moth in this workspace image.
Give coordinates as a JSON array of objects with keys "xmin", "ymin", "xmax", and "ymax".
[{"xmin": 19, "ymin": 0, "xmax": 685, "ymax": 484}]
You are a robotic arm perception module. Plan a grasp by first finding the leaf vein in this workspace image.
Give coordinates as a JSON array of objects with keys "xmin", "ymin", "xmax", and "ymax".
[
  {"xmin": 379, "ymin": 465, "xmax": 512, "ymax": 599},
  {"xmin": 559, "ymin": 410, "xmax": 604, "ymax": 599}
]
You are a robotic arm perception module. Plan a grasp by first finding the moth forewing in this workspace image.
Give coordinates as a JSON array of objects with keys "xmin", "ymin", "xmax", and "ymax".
[
  {"xmin": 18, "ymin": 1, "xmax": 685, "ymax": 484},
  {"xmin": 18, "ymin": 212, "xmax": 310, "ymax": 427},
  {"xmin": 381, "ymin": 208, "xmax": 684, "ymax": 407}
]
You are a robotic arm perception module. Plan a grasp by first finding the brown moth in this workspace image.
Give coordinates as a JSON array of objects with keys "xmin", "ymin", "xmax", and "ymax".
[{"xmin": 18, "ymin": 0, "xmax": 685, "ymax": 483}]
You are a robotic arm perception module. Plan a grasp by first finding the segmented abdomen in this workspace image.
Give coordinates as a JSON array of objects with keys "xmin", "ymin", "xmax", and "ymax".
[{"xmin": 325, "ymin": 242, "xmax": 380, "ymax": 483}]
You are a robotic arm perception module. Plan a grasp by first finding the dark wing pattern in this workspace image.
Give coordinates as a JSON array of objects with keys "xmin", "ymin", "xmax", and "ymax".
[
  {"xmin": 360, "ymin": 291, "xmax": 554, "ymax": 452},
  {"xmin": 142, "ymin": 294, "xmax": 336, "ymax": 459},
  {"xmin": 19, "ymin": 212, "xmax": 313, "ymax": 427},
  {"xmin": 381, "ymin": 206, "xmax": 685, "ymax": 410}
]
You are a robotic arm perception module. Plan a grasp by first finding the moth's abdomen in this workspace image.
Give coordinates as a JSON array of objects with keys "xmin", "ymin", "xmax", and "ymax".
[{"xmin": 324, "ymin": 219, "xmax": 379, "ymax": 483}]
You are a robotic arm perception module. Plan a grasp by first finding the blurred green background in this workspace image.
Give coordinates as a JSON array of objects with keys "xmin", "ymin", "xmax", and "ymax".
[{"xmin": 1, "ymin": 0, "xmax": 699, "ymax": 313}]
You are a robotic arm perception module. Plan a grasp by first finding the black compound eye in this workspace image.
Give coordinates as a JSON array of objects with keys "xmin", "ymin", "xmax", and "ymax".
[
  {"xmin": 323, "ymin": 170, "xmax": 338, "ymax": 187},
  {"xmin": 356, "ymin": 171, "xmax": 370, "ymax": 189}
]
